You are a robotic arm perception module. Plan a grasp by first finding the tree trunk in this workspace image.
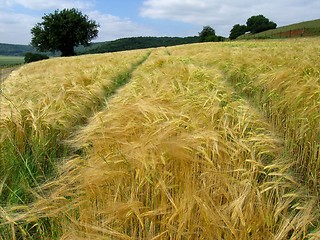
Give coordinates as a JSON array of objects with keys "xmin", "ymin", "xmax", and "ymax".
[{"xmin": 60, "ymin": 45, "xmax": 75, "ymax": 57}]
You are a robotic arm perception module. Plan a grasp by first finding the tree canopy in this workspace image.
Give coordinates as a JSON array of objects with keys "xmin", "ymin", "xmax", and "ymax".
[
  {"xmin": 229, "ymin": 24, "xmax": 247, "ymax": 40},
  {"xmin": 199, "ymin": 26, "xmax": 224, "ymax": 42},
  {"xmin": 199, "ymin": 26, "xmax": 216, "ymax": 42},
  {"xmin": 246, "ymin": 15, "xmax": 277, "ymax": 34},
  {"xmin": 31, "ymin": 8, "xmax": 99, "ymax": 56},
  {"xmin": 229, "ymin": 14, "xmax": 277, "ymax": 39}
]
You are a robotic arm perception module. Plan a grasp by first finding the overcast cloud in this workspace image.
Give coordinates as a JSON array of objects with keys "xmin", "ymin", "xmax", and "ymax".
[
  {"xmin": 0, "ymin": 0, "xmax": 154, "ymax": 44},
  {"xmin": 0, "ymin": 0, "xmax": 319, "ymax": 45},
  {"xmin": 140, "ymin": 0, "xmax": 320, "ymax": 36}
]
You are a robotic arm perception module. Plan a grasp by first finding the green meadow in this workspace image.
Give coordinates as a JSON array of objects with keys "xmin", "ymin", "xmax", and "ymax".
[{"xmin": 0, "ymin": 55, "xmax": 24, "ymax": 67}]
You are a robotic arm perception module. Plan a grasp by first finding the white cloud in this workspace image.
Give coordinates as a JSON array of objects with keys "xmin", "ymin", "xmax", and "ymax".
[
  {"xmin": 0, "ymin": 10, "xmax": 38, "ymax": 44},
  {"xmin": 0, "ymin": 0, "xmax": 94, "ymax": 10},
  {"xmin": 3, "ymin": 0, "xmax": 319, "ymax": 45},
  {"xmin": 0, "ymin": 8, "xmax": 154, "ymax": 44},
  {"xmin": 89, "ymin": 11, "xmax": 155, "ymax": 41},
  {"xmin": 0, "ymin": 0, "xmax": 154, "ymax": 44},
  {"xmin": 140, "ymin": 0, "xmax": 250, "ymax": 24},
  {"xmin": 140, "ymin": 0, "xmax": 320, "ymax": 36}
]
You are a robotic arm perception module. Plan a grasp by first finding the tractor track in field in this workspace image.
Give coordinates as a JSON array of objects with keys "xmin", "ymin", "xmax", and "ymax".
[
  {"xmin": 0, "ymin": 67, "xmax": 19, "ymax": 83},
  {"xmin": 91, "ymin": 51, "xmax": 151, "ymax": 115},
  {"xmin": 69, "ymin": 50, "xmax": 152, "ymax": 138}
]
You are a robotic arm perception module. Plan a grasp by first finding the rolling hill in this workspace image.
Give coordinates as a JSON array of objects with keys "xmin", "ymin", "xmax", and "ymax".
[
  {"xmin": 238, "ymin": 18, "xmax": 320, "ymax": 39},
  {"xmin": 0, "ymin": 36, "xmax": 199, "ymax": 57},
  {"xmin": 0, "ymin": 43, "xmax": 35, "ymax": 56},
  {"xmin": 78, "ymin": 36, "xmax": 200, "ymax": 54}
]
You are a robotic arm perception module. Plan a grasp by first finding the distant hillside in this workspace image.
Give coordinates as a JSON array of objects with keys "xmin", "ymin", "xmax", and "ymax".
[
  {"xmin": 0, "ymin": 43, "xmax": 59, "ymax": 56},
  {"xmin": 0, "ymin": 43, "xmax": 35, "ymax": 56},
  {"xmin": 79, "ymin": 36, "xmax": 200, "ymax": 54},
  {"xmin": 1, "ymin": 36, "xmax": 199, "ymax": 56},
  {"xmin": 238, "ymin": 19, "xmax": 320, "ymax": 39}
]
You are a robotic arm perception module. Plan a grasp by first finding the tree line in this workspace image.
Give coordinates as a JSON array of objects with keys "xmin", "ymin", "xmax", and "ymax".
[
  {"xmin": 199, "ymin": 15, "xmax": 277, "ymax": 41},
  {"xmin": 81, "ymin": 36, "xmax": 200, "ymax": 54},
  {"xmin": 229, "ymin": 15, "xmax": 277, "ymax": 39}
]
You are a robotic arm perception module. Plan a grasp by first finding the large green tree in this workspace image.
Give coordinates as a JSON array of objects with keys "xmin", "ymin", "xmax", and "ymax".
[
  {"xmin": 229, "ymin": 24, "xmax": 247, "ymax": 40},
  {"xmin": 31, "ymin": 8, "xmax": 99, "ymax": 56},
  {"xmin": 199, "ymin": 26, "xmax": 217, "ymax": 42},
  {"xmin": 246, "ymin": 15, "xmax": 277, "ymax": 34}
]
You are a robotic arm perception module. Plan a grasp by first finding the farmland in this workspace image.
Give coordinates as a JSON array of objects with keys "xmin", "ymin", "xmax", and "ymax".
[
  {"xmin": 0, "ymin": 38, "xmax": 320, "ymax": 239},
  {"xmin": 0, "ymin": 55, "xmax": 24, "ymax": 67}
]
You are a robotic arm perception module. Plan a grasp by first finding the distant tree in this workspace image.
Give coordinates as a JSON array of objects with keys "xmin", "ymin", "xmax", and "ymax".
[
  {"xmin": 199, "ymin": 26, "xmax": 217, "ymax": 42},
  {"xmin": 246, "ymin": 15, "xmax": 277, "ymax": 34},
  {"xmin": 229, "ymin": 24, "xmax": 247, "ymax": 40},
  {"xmin": 31, "ymin": 8, "xmax": 99, "ymax": 56}
]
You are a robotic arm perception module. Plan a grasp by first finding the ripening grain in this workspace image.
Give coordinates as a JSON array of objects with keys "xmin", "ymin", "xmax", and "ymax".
[
  {"xmin": 1, "ymin": 50, "xmax": 149, "ymax": 133},
  {"xmin": 0, "ymin": 49, "xmax": 149, "ymax": 208},
  {"xmin": 171, "ymin": 38, "xmax": 320, "ymax": 189},
  {"xmin": 11, "ymin": 48, "xmax": 318, "ymax": 239},
  {"xmin": 1, "ymin": 39, "xmax": 319, "ymax": 239}
]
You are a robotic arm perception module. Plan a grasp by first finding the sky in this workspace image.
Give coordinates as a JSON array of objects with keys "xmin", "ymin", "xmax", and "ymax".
[{"xmin": 0, "ymin": 0, "xmax": 319, "ymax": 45}]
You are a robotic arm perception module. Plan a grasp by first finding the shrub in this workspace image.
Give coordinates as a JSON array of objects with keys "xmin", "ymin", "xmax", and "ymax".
[{"xmin": 24, "ymin": 52, "xmax": 49, "ymax": 63}]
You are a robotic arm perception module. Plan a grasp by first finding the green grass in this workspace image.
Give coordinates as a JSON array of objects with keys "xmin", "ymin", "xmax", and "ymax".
[
  {"xmin": 238, "ymin": 19, "xmax": 320, "ymax": 39},
  {"xmin": 0, "ymin": 55, "xmax": 24, "ymax": 67}
]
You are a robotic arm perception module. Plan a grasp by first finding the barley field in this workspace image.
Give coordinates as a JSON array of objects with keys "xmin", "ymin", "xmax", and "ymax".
[{"xmin": 0, "ymin": 38, "xmax": 319, "ymax": 239}]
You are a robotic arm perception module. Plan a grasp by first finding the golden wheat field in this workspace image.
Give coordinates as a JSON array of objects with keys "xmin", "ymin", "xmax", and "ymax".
[{"xmin": 0, "ymin": 38, "xmax": 320, "ymax": 239}]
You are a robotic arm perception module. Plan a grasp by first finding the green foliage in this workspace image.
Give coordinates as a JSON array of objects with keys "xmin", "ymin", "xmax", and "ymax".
[
  {"xmin": 246, "ymin": 15, "xmax": 277, "ymax": 34},
  {"xmin": 24, "ymin": 52, "xmax": 49, "ymax": 63},
  {"xmin": 0, "ymin": 123, "xmax": 69, "ymax": 238},
  {"xmin": 0, "ymin": 121, "xmax": 63, "ymax": 210},
  {"xmin": 31, "ymin": 8, "xmax": 99, "ymax": 56},
  {"xmin": 0, "ymin": 43, "xmax": 34, "ymax": 56},
  {"xmin": 199, "ymin": 26, "xmax": 216, "ymax": 42},
  {"xmin": 199, "ymin": 26, "xmax": 225, "ymax": 42},
  {"xmin": 229, "ymin": 24, "xmax": 248, "ymax": 40}
]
